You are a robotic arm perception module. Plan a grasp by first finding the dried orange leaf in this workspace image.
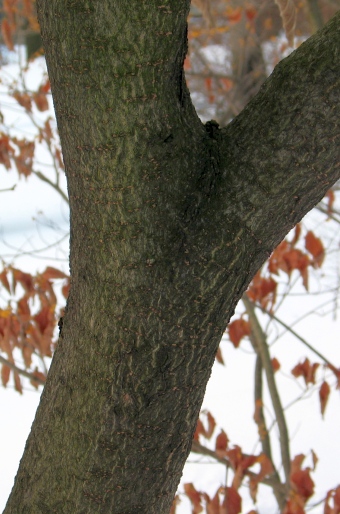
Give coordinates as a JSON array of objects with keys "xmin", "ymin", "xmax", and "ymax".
[
  {"xmin": 215, "ymin": 346, "xmax": 224, "ymax": 364},
  {"xmin": 42, "ymin": 266, "xmax": 68, "ymax": 280},
  {"xmin": 271, "ymin": 357, "xmax": 280, "ymax": 373},
  {"xmin": 215, "ymin": 429, "xmax": 229, "ymax": 453},
  {"xmin": 311, "ymin": 450, "xmax": 318, "ymax": 471},
  {"xmin": 291, "ymin": 358, "xmax": 319, "ymax": 386},
  {"xmin": 14, "ymin": 371, "xmax": 22, "ymax": 394},
  {"xmin": 222, "ymin": 486, "xmax": 242, "ymax": 514},
  {"xmin": 169, "ymin": 494, "xmax": 180, "ymax": 514},
  {"xmin": 13, "ymin": 91, "xmax": 32, "ymax": 112},
  {"xmin": 290, "ymin": 468, "xmax": 314, "ymax": 501},
  {"xmin": 205, "ymin": 412, "xmax": 216, "ymax": 439},
  {"xmin": 194, "ymin": 418, "xmax": 204, "ymax": 441},
  {"xmin": 325, "ymin": 190, "xmax": 335, "ymax": 217},
  {"xmin": 183, "ymin": 483, "xmax": 203, "ymax": 514},
  {"xmin": 0, "ymin": 270, "xmax": 11, "ymax": 293},
  {"xmin": 319, "ymin": 380, "xmax": 330, "ymax": 417},
  {"xmin": 1, "ymin": 364, "xmax": 11, "ymax": 387},
  {"xmin": 33, "ymin": 91, "xmax": 49, "ymax": 112},
  {"xmin": 228, "ymin": 319, "xmax": 250, "ymax": 348},
  {"xmin": 1, "ymin": 18, "xmax": 14, "ymax": 51},
  {"xmin": 305, "ymin": 231, "xmax": 324, "ymax": 268}
]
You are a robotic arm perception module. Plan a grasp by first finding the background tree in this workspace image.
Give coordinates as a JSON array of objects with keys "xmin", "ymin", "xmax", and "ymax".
[{"xmin": 0, "ymin": 1, "xmax": 339, "ymax": 513}]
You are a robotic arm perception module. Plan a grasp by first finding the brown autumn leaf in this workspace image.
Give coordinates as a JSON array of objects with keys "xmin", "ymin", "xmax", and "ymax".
[
  {"xmin": 286, "ymin": 454, "xmax": 314, "ymax": 510},
  {"xmin": 194, "ymin": 411, "xmax": 216, "ymax": 440},
  {"xmin": 290, "ymin": 223, "xmax": 302, "ymax": 246},
  {"xmin": 290, "ymin": 468, "xmax": 314, "ymax": 501},
  {"xmin": 226, "ymin": 445, "xmax": 243, "ymax": 471},
  {"xmin": 305, "ymin": 231, "xmax": 325, "ymax": 268},
  {"xmin": 34, "ymin": 305, "xmax": 53, "ymax": 334},
  {"xmin": 222, "ymin": 486, "xmax": 242, "ymax": 514},
  {"xmin": 194, "ymin": 418, "xmax": 204, "ymax": 441},
  {"xmin": 1, "ymin": 18, "xmax": 14, "ymax": 51},
  {"xmin": 231, "ymin": 452, "xmax": 258, "ymax": 490},
  {"xmin": 13, "ymin": 91, "xmax": 32, "ymax": 112},
  {"xmin": 169, "ymin": 494, "xmax": 180, "ymax": 514},
  {"xmin": 311, "ymin": 450, "xmax": 318, "ymax": 471},
  {"xmin": 257, "ymin": 453, "xmax": 275, "ymax": 481},
  {"xmin": 13, "ymin": 138, "xmax": 35, "ymax": 177},
  {"xmin": 249, "ymin": 475, "xmax": 259, "ymax": 503},
  {"xmin": 22, "ymin": 343, "xmax": 34, "ymax": 368},
  {"xmin": 205, "ymin": 412, "xmax": 216, "ymax": 439},
  {"xmin": 247, "ymin": 272, "xmax": 277, "ymax": 309},
  {"xmin": 319, "ymin": 380, "xmax": 331, "ymax": 417},
  {"xmin": 33, "ymin": 91, "xmax": 49, "ymax": 112},
  {"xmin": 268, "ymin": 242, "xmax": 310, "ymax": 288},
  {"xmin": 0, "ymin": 270, "xmax": 11, "ymax": 293},
  {"xmin": 325, "ymin": 190, "xmax": 335, "ymax": 218},
  {"xmin": 14, "ymin": 371, "xmax": 22, "ymax": 394},
  {"xmin": 291, "ymin": 358, "xmax": 319, "ymax": 386},
  {"xmin": 215, "ymin": 429, "xmax": 229, "ymax": 454},
  {"xmin": 40, "ymin": 79, "xmax": 51, "ymax": 94},
  {"xmin": 271, "ymin": 357, "xmax": 280, "ymax": 372},
  {"xmin": 268, "ymin": 240, "xmax": 289, "ymax": 274},
  {"xmin": 205, "ymin": 491, "xmax": 219, "ymax": 514},
  {"xmin": 30, "ymin": 369, "xmax": 46, "ymax": 388},
  {"xmin": 40, "ymin": 119, "xmax": 53, "ymax": 142},
  {"xmin": 62, "ymin": 281, "xmax": 70, "ymax": 300},
  {"xmin": 12, "ymin": 268, "xmax": 34, "ymax": 293},
  {"xmin": 41, "ymin": 266, "xmax": 69, "ymax": 281},
  {"xmin": 17, "ymin": 297, "xmax": 31, "ymax": 322},
  {"xmin": 1, "ymin": 364, "xmax": 11, "ymax": 387},
  {"xmin": 215, "ymin": 346, "xmax": 224, "ymax": 364},
  {"xmin": 184, "ymin": 483, "xmax": 203, "ymax": 514},
  {"xmin": 0, "ymin": 134, "xmax": 15, "ymax": 169},
  {"xmin": 283, "ymin": 249, "xmax": 310, "ymax": 289},
  {"xmin": 228, "ymin": 318, "xmax": 250, "ymax": 348},
  {"xmin": 327, "ymin": 364, "xmax": 340, "ymax": 389},
  {"xmin": 55, "ymin": 147, "xmax": 64, "ymax": 169},
  {"xmin": 282, "ymin": 497, "xmax": 305, "ymax": 514}
]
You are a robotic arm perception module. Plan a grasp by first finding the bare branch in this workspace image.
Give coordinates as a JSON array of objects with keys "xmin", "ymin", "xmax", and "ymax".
[
  {"xmin": 0, "ymin": 354, "xmax": 46, "ymax": 386},
  {"xmin": 259, "ymin": 305, "xmax": 336, "ymax": 369},
  {"xmin": 33, "ymin": 170, "xmax": 69, "ymax": 204},
  {"xmin": 253, "ymin": 351, "xmax": 286, "ymax": 509},
  {"xmin": 243, "ymin": 295, "xmax": 291, "ymax": 487}
]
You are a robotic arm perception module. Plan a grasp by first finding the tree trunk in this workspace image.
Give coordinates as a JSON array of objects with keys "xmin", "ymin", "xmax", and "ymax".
[{"xmin": 4, "ymin": 2, "xmax": 340, "ymax": 513}]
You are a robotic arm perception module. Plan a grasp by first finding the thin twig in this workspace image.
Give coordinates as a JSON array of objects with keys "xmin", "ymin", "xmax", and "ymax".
[
  {"xmin": 0, "ymin": 354, "xmax": 46, "ymax": 385},
  {"xmin": 243, "ymin": 295, "xmax": 291, "ymax": 486},
  {"xmin": 259, "ymin": 305, "xmax": 335, "ymax": 369},
  {"xmin": 0, "ymin": 184, "xmax": 16, "ymax": 192},
  {"xmin": 33, "ymin": 170, "xmax": 69, "ymax": 204},
  {"xmin": 191, "ymin": 440, "xmax": 286, "ymax": 492},
  {"xmin": 253, "ymin": 348, "xmax": 286, "ymax": 509}
]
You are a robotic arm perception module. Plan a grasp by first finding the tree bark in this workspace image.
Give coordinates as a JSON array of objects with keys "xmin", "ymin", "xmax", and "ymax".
[{"xmin": 4, "ymin": 2, "xmax": 340, "ymax": 513}]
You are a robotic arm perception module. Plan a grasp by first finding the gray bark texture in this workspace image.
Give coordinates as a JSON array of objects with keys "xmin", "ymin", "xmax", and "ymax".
[{"xmin": 4, "ymin": 1, "xmax": 340, "ymax": 513}]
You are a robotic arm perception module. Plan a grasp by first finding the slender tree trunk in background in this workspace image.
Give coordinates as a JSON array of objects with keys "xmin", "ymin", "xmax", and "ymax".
[{"xmin": 4, "ymin": 2, "xmax": 340, "ymax": 513}]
